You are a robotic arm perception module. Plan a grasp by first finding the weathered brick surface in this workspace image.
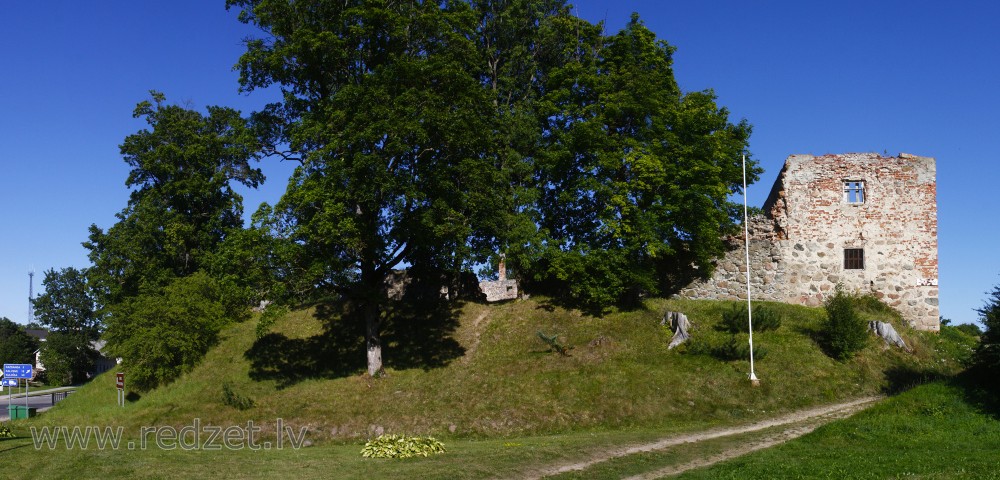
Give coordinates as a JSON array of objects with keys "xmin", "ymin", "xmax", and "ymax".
[{"xmin": 678, "ymin": 153, "xmax": 939, "ymax": 331}]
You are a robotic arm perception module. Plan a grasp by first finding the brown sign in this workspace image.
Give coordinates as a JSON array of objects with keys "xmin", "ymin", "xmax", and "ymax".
[{"xmin": 116, "ymin": 372, "xmax": 124, "ymax": 390}]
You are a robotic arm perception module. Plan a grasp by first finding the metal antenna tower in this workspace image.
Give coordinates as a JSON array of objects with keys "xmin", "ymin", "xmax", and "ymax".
[{"xmin": 28, "ymin": 268, "xmax": 34, "ymax": 324}]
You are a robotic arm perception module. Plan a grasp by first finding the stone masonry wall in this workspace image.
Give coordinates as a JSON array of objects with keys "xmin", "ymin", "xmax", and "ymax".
[{"xmin": 679, "ymin": 153, "xmax": 939, "ymax": 331}]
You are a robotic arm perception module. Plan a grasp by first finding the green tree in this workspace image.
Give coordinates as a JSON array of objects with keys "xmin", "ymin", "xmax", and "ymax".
[
  {"xmin": 84, "ymin": 92, "xmax": 263, "ymax": 309},
  {"xmin": 32, "ymin": 267, "xmax": 101, "ymax": 340},
  {"xmin": 975, "ymin": 284, "xmax": 1000, "ymax": 371},
  {"xmin": 40, "ymin": 332, "xmax": 98, "ymax": 386},
  {"xmin": 229, "ymin": 0, "xmax": 512, "ymax": 376},
  {"xmin": 85, "ymin": 93, "xmax": 262, "ymax": 388},
  {"xmin": 104, "ymin": 272, "xmax": 232, "ymax": 391},
  {"xmin": 522, "ymin": 14, "xmax": 755, "ymax": 311},
  {"xmin": 0, "ymin": 318, "xmax": 39, "ymax": 366}
]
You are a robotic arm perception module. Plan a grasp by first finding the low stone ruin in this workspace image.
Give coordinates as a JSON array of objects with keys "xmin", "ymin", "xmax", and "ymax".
[
  {"xmin": 663, "ymin": 311, "xmax": 691, "ymax": 350},
  {"xmin": 869, "ymin": 320, "xmax": 910, "ymax": 351}
]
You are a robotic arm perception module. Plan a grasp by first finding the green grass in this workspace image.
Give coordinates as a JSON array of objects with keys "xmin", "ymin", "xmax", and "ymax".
[
  {"xmin": 0, "ymin": 297, "xmax": 976, "ymax": 478},
  {"xmin": 676, "ymin": 378, "xmax": 1000, "ymax": 479}
]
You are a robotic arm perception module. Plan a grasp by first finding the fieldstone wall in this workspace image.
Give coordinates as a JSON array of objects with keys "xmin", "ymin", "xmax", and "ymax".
[
  {"xmin": 479, "ymin": 256, "xmax": 519, "ymax": 302},
  {"xmin": 679, "ymin": 153, "xmax": 939, "ymax": 331}
]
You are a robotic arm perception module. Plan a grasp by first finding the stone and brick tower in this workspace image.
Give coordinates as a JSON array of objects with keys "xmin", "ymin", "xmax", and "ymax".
[{"xmin": 679, "ymin": 153, "xmax": 939, "ymax": 330}]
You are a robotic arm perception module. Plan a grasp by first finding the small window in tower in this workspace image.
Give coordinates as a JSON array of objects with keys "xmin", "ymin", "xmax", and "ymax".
[
  {"xmin": 844, "ymin": 248, "xmax": 865, "ymax": 270},
  {"xmin": 844, "ymin": 180, "xmax": 865, "ymax": 204}
]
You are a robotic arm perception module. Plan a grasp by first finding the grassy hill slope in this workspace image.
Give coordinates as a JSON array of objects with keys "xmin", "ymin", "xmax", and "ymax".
[{"xmin": 31, "ymin": 297, "xmax": 971, "ymax": 444}]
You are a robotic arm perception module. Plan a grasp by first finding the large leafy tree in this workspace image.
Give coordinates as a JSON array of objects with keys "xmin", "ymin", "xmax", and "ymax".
[
  {"xmin": 227, "ymin": 1, "xmax": 757, "ymax": 374},
  {"xmin": 228, "ymin": 0, "xmax": 512, "ymax": 376},
  {"xmin": 522, "ymin": 14, "xmax": 756, "ymax": 310},
  {"xmin": 0, "ymin": 318, "xmax": 38, "ymax": 366},
  {"xmin": 32, "ymin": 267, "xmax": 101, "ymax": 386},
  {"xmin": 85, "ymin": 92, "xmax": 263, "ymax": 309},
  {"xmin": 32, "ymin": 267, "xmax": 100, "ymax": 339},
  {"xmin": 85, "ymin": 92, "xmax": 262, "ymax": 388}
]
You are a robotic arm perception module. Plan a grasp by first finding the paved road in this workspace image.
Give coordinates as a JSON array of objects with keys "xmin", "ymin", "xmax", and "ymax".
[{"xmin": 0, "ymin": 388, "xmax": 75, "ymax": 420}]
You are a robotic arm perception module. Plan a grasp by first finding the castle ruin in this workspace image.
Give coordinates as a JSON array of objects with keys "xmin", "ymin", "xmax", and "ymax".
[{"xmin": 678, "ymin": 153, "xmax": 939, "ymax": 331}]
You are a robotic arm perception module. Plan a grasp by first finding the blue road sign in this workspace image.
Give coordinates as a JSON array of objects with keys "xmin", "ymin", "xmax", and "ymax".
[
  {"xmin": 1, "ymin": 379, "xmax": 16, "ymax": 387},
  {"xmin": 3, "ymin": 364, "xmax": 33, "ymax": 379}
]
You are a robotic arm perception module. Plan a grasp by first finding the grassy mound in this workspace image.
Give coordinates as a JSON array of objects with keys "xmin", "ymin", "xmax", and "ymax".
[{"xmin": 31, "ymin": 297, "xmax": 969, "ymax": 443}]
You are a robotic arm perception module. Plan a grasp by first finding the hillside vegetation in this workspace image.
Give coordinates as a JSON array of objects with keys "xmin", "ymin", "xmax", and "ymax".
[{"xmin": 30, "ymin": 297, "xmax": 971, "ymax": 444}]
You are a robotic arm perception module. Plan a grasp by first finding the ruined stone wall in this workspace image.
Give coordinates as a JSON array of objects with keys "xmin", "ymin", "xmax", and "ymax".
[{"xmin": 679, "ymin": 153, "xmax": 939, "ymax": 331}]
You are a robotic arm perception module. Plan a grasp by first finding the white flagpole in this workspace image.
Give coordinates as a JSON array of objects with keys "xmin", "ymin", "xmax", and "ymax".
[{"xmin": 743, "ymin": 154, "xmax": 759, "ymax": 384}]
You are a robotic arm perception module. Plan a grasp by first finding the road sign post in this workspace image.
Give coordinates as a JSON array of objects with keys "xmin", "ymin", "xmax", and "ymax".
[
  {"xmin": 116, "ymin": 372, "xmax": 125, "ymax": 407},
  {"xmin": 4, "ymin": 364, "xmax": 34, "ymax": 416}
]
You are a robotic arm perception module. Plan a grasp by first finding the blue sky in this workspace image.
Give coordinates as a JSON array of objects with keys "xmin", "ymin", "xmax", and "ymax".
[{"xmin": 0, "ymin": 1, "xmax": 995, "ymax": 326}]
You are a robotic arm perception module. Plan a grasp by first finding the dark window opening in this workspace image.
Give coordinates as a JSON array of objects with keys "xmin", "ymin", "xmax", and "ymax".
[{"xmin": 844, "ymin": 248, "xmax": 865, "ymax": 269}]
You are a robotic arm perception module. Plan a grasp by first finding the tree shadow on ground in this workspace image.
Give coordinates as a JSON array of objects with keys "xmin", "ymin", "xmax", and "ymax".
[
  {"xmin": 245, "ymin": 279, "xmax": 465, "ymax": 389},
  {"xmin": 951, "ymin": 368, "xmax": 1000, "ymax": 419},
  {"xmin": 881, "ymin": 365, "xmax": 954, "ymax": 396}
]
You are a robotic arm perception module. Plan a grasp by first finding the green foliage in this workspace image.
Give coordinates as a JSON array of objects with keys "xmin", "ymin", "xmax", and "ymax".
[
  {"xmin": 719, "ymin": 304, "xmax": 781, "ymax": 333},
  {"xmin": 221, "ymin": 382, "xmax": 255, "ymax": 410},
  {"xmin": 710, "ymin": 334, "xmax": 768, "ymax": 362},
  {"xmin": 821, "ymin": 287, "xmax": 870, "ymax": 361},
  {"xmin": 974, "ymin": 283, "xmax": 1000, "ymax": 371},
  {"xmin": 0, "ymin": 424, "xmax": 15, "ymax": 439},
  {"xmin": 954, "ymin": 323, "xmax": 982, "ymax": 337},
  {"xmin": 522, "ymin": 13, "xmax": 757, "ymax": 312},
  {"xmin": 255, "ymin": 304, "xmax": 289, "ymax": 340},
  {"xmin": 684, "ymin": 333, "xmax": 767, "ymax": 362},
  {"xmin": 851, "ymin": 293, "xmax": 899, "ymax": 318},
  {"xmin": 361, "ymin": 434, "xmax": 446, "ymax": 459},
  {"xmin": 0, "ymin": 318, "xmax": 39, "ymax": 366},
  {"xmin": 40, "ymin": 332, "xmax": 99, "ymax": 386},
  {"xmin": 535, "ymin": 331, "xmax": 571, "ymax": 356},
  {"xmin": 104, "ymin": 272, "xmax": 234, "ymax": 391},
  {"xmin": 32, "ymin": 267, "xmax": 101, "ymax": 339},
  {"xmin": 84, "ymin": 92, "xmax": 261, "ymax": 310}
]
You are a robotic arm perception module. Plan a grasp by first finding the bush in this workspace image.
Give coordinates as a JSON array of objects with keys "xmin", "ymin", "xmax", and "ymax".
[
  {"xmin": 954, "ymin": 323, "xmax": 982, "ymax": 337},
  {"xmin": 822, "ymin": 286, "xmax": 870, "ymax": 360},
  {"xmin": 720, "ymin": 304, "xmax": 782, "ymax": 333},
  {"xmin": 221, "ymin": 382, "xmax": 255, "ymax": 410},
  {"xmin": 104, "ymin": 272, "xmax": 233, "ymax": 391},
  {"xmin": 40, "ymin": 332, "xmax": 98, "ymax": 386},
  {"xmin": 975, "ymin": 284, "xmax": 1000, "ymax": 371},
  {"xmin": 361, "ymin": 434, "xmax": 446, "ymax": 459},
  {"xmin": 711, "ymin": 334, "xmax": 768, "ymax": 361},
  {"xmin": 255, "ymin": 304, "xmax": 289, "ymax": 340}
]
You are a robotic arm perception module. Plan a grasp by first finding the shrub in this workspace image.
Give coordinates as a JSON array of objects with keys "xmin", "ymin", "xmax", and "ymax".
[
  {"xmin": 720, "ymin": 304, "xmax": 782, "ymax": 333},
  {"xmin": 361, "ymin": 434, "xmax": 446, "ymax": 459},
  {"xmin": 221, "ymin": 382, "xmax": 255, "ymax": 410},
  {"xmin": 822, "ymin": 286, "xmax": 870, "ymax": 360},
  {"xmin": 851, "ymin": 293, "xmax": 898, "ymax": 317},
  {"xmin": 255, "ymin": 304, "xmax": 289, "ymax": 340},
  {"xmin": 104, "ymin": 272, "xmax": 233, "ymax": 391},
  {"xmin": 0, "ymin": 424, "xmax": 15, "ymax": 438},
  {"xmin": 712, "ymin": 334, "xmax": 768, "ymax": 361},
  {"xmin": 975, "ymin": 284, "xmax": 1000, "ymax": 371},
  {"xmin": 954, "ymin": 323, "xmax": 982, "ymax": 337}
]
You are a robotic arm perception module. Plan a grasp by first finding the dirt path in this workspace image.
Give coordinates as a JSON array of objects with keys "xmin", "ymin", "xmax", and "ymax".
[
  {"xmin": 462, "ymin": 310, "xmax": 491, "ymax": 364},
  {"xmin": 529, "ymin": 396, "xmax": 881, "ymax": 479}
]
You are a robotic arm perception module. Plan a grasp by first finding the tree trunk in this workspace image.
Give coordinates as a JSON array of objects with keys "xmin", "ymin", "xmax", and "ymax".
[
  {"xmin": 365, "ymin": 302, "xmax": 383, "ymax": 377},
  {"xmin": 361, "ymin": 262, "xmax": 385, "ymax": 377}
]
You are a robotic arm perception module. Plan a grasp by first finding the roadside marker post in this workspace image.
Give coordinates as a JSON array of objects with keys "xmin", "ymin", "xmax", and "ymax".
[{"xmin": 116, "ymin": 372, "xmax": 125, "ymax": 407}]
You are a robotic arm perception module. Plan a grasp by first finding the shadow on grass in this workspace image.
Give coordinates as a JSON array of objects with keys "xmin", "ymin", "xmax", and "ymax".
[
  {"xmin": 952, "ymin": 368, "xmax": 1000, "ymax": 419},
  {"xmin": 882, "ymin": 365, "xmax": 954, "ymax": 396},
  {"xmin": 245, "ymin": 282, "xmax": 466, "ymax": 389}
]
